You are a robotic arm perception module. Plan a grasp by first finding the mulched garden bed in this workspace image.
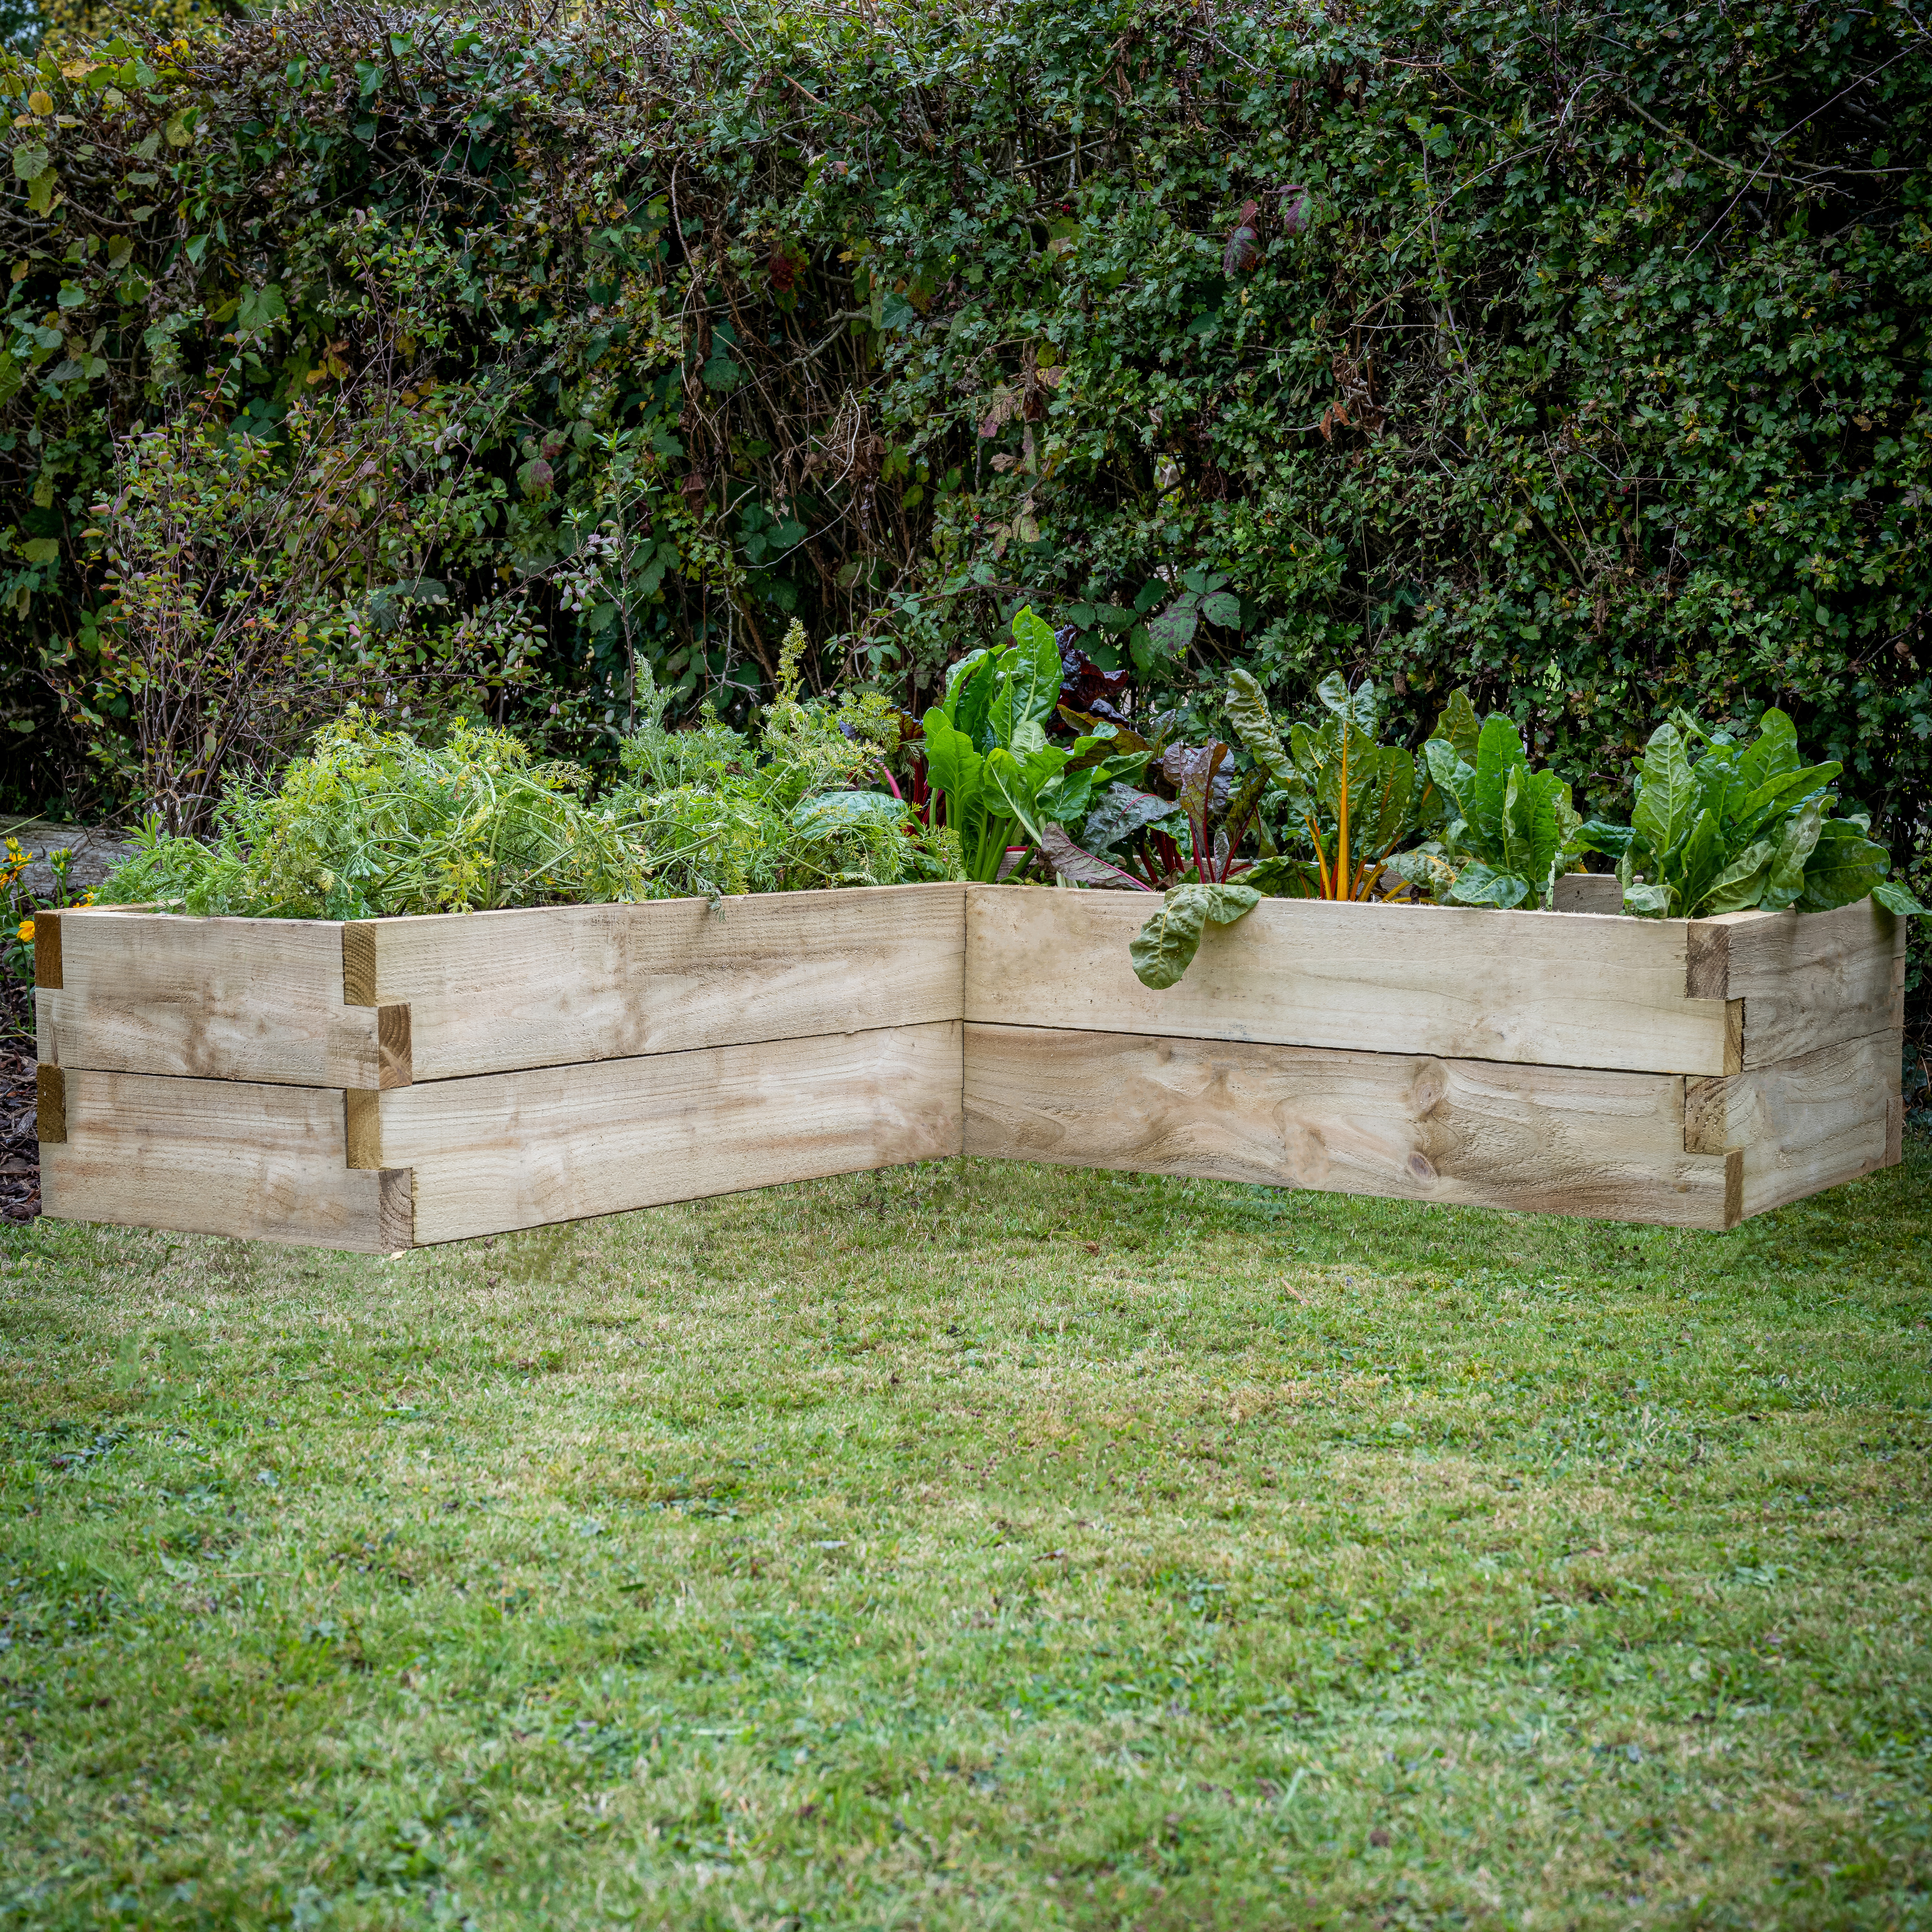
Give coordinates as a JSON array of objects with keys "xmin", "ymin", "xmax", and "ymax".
[{"xmin": 0, "ymin": 976, "xmax": 37, "ymax": 1223}]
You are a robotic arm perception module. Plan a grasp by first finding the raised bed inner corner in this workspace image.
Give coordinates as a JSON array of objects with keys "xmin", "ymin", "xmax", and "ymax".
[{"xmin": 31, "ymin": 881, "xmax": 1904, "ymax": 1251}]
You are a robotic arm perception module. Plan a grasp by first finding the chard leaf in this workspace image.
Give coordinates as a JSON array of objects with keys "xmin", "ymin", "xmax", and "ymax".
[
  {"xmin": 1732, "ymin": 762, "xmax": 1840, "ymax": 842},
  {"xmin": 1038, "ymin": 825, "xmax": 1152, "ymax": 890},
  {"xmin": 1008, "ymin": 605, "xmax": 1062, "ymax": 729},
  {"xmin": 1469, "ymin": 714, "xmax": 1524, "ymax": 850},
  {"xmin": 1128, "ymin": 881, "xmax": 1263, "ymax": 988},
  {"xmin": 1171, "ymin": 741, "xmax": 1228, "ymax": 860},
  {"xmin": 1675, "ymin": 806, "xmax": 1727, "ymax": 915},
  {"xmin": 1448, "ymin": 859, "xmax": 1531, "ymax": 908},
  {"xmin": 1760, "ymin": 795, "xmax": 1823, "ymax": 911},
  {"xmin": 1632, "ymin": 723, "xmax": 1695, "ymax": 856},
  {"xmin": 1872, "ymin": 879, "xmax": 1927, "ymax": 915},
  {"xmin": 1623, "ymin": 880, "xmax": 1670, "ymax": 916},
  {"xmin": 1082, "ymin": 783, "xmax": 1177, "ymax": 853},
  {"xmin": 1703, "ymin": 837, "xmax": 1776, "ymax": 914},
  {"xmin": 1736, "ymin": 707, "xmax": 1799, "ymax": 794},
  {"xmin": 1434, "ymin": 687, "xmax": 1482, "ymax": 764},
  {"xmin": 1797, "ymin": 820, "xmax": 1891, "ymax": 913},
  {"xmin": 1225, "ymin": 669, "xmax": 1292, "ymax": 785},
  {"xmin": 984, "ymin": 747, "xmax": 1043, "ymax": 844},
  {"xmin": 1423, "ymin": 737, "xmax": 1470, "ymax": 820},
  {"xmin": 1579, "ymin": 819, "xmax": 1635, "ymax": 857}
]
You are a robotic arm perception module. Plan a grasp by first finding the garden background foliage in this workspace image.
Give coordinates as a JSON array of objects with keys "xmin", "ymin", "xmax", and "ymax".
[{"xmin": 1, "ymin": 0, "xmax": 1928, "ymax": 1016}]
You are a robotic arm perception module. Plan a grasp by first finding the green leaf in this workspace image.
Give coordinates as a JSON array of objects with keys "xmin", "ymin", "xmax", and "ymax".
[
  {"xmin": 1469, "ymin": 714, "xmax": 1524, "ymax": 852},
  {"xmin": 236, "ymin": 283, "xmax": 287, "ymax": 335},
  {"xmin": 1130, "ymin": 887, "xmax": 1212, "ymax": 989},
  {"xmin": 1008, "ymin": 604, "xmax": 1061, "ymax": 729},
  {"xmin": 1198, "ymin": 589, "xmax": 1240, "ymax": 628},
  {"xmin": 1703, "ymin": 838, "xmax": 1776, "ymax": 914},
  {"xmin": 1434, "ymin": 688, "xmax": 1481, "ymax": 764},
  {"xmin": 1448, "ymin": 859, "xmax": 1531, "ymax": 908},
  {"xmin": 1732, "ymin": 762, "xmax": 1840, "ymax": 842},
  {"xmin": 1224, "ymin": 669, "xmax": 1292, "ymax": 785},
  {"xmin": 1422, "ymin": 737, "xmax": 1470, "ymax": 822},
  {"xmin": 1675, "ymin": 806, "xmax": 1726, "ymax": 916},
  {"xmin": 1623, "ymin": 881, "xmax": 1670, "ymax": 917},
  {"xmin": 1759, "ymin": 795, "xmax": 1823, "ymax": 912},
  {"xmin": 20, "ymin": 536, "xmax": 60, "ymax": 564},
  {"xmin": 1128, "ymin": 882, "xmax": 1260, "ymax": 989},
  {"xmin": 1632, "ymin": 723, "xmax": 1695, "ymax": 856},
  {"xmin": 1735, "ymin": 708, "xmax": 1799, "ymax": 794},
  {"xmin": 1872, "ymin": 879, "xmax": 1927, "ymax": 916},
  {"xmin": 984, "ymin": 746, "xmax": 1043, "ymax": 844},
  {"xmin": 1797, "ymin": 820, "xmax": 1890, "ymax": 913},
  {"xmin": 11, "ymin": 141, "xmax": 49, "ymax": 181}
]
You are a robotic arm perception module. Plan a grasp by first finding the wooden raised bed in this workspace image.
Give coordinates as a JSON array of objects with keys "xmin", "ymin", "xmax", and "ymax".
[{"xmin": 33, "ymin": 882, "xmax": 1903, "ymax": 1249}]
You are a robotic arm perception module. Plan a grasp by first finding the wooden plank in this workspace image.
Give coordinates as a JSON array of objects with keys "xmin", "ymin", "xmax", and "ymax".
[
  {"xmin": 378, "ymin": 1020, "xmax": 962, "ymax": 1245},
  {"xmin": 1683, "ymin": 1028, "xmax": 1899, "ymax": 1218},
  {"xmin": 1685, "ymin": 899, "xmax": 1901, "ymax": 1067},
  {"xmin": 36, "ymin": 909, "xmax": 389, "ymax": 1089},
  {"xmin": 40, "ymin": 1069, "xmax": 409, "ymax": 1251},
  {"xmin": 965, "ymin": 886, "xmax": 1732, "ymax": 1076},
  {"xmin": 1553, "ymin": 873, "xmax": 1622, "ymax": 914},
  {"xmin": 362, "ymin": 882, "xmax": 967, "ymax": 1082},
  {"xmin": 962, "ymin": 1023, "xmax": 1736, "ymax": 1229}
]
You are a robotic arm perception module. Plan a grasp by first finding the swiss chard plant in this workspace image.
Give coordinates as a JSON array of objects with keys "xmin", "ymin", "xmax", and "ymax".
[
  {"xmin": 1584, "ymin": 710, "xmax": 1926, "ymax": 919},
  {"xmin": 1384, "ymin": 691, "xmax": 1587, "ymax": 909},
  {"xmin": 1126, "ymin": 670, "xmax": 1422, "ymax": 988},
  {"xmin": 920, "ymin": 606, "xmax": 1138, "ymax": 882},
  {"xmin": 1225, "ymin": 670, "xmax": 1421, "ymax": 901}
]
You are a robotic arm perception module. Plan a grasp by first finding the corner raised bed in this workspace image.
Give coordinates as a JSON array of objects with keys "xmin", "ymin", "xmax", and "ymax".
[{"xmin": 33, "ymin": 882, "xmax": 1902, "ymax": 1249}]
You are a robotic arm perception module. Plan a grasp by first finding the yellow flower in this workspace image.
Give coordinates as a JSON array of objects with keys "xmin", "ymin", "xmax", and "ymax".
[{"xmin": 17, "ymin": 919, "xmax": 33, "ymax": 944}]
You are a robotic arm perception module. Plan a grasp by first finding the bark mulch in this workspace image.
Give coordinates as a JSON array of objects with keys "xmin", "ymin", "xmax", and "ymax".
[{"xmin": 1, "ymin": 976, "xmax": 38, "ymax": 1223}]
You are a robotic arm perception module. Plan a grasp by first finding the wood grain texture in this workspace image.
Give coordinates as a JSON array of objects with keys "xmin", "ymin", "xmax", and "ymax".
[
  {"xmin": 32, "ymin": 907, "xmax": 60, "ymax": 989},
  {"xmin": 38, "ymin": 909, "xmax": 388, "ymax": 1088},
  {"xmin": 966, "ymin": 886, "xmax": 1733, "ymax": 1076},
  {"xmin": 1682, "ymin": 1028, "xmax": 1898, "ymax": 1218},
  {"xmin": 380, "ymin": 1019, "xmax": 964, "ymax": 1244},
  {"xmin": 39, "ymin": 1068, "xmax": 405, "ymax": 1251},
  {"xmin": 1553, "ymin": 873, "xmax": 1623, "ymax": 914},
  {"xmin": 344, "ymin": 1089, "xmax": 382, "ymax": 1169},
  {"xmin": 963, "ymin": 1023, "xmax": 1736, "ymax": 1229},
  {"xmin": 36, "ymin": 1064, "xmax": 64, "ymax": 1144},
  {"xmin": 1685, "ymin": 899, "xmax": 1901, "ymax": 1066},
  {"xmin": 363, "ymin": 882, "xmax": 967, "ymax": 1082}
]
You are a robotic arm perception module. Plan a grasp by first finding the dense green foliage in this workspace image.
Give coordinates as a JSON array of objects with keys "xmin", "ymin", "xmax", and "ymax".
[
  {"xmin": 2, "ymin": 0, "xmax": 1929, "ymax": 1012},
  {"xmin": 100, "ymin": 643, "xmax": 940, "ymax": 914}
]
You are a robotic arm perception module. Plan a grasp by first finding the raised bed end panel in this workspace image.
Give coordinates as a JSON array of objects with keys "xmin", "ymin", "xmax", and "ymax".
[
  {"xmin": 380, "ymin": 1019, "xmax": 963, "ymax": 1245},
  {"xmin": 363, "ymin": 881, "xmax": 969, "ymax": 1083},
  {"xmin": 40, "ymin": 1068, "xmax": 409, "ymax": 1252},
  {"xmin": 38, "ymin": 908, "xmax": 393, "ymax": 1090}
]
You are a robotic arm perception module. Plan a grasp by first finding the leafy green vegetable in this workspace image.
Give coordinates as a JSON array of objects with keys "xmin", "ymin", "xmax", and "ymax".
[
  {"xmin": 921, "ymin": 606, "xmax": 1132, "ymax": 882},
  {"xmin": 1126, "ymin": 882, "xmax": 1262, "ymax": 990},
  {"xmin": 1587, "ymin": 709, "xmax": 1899, "ymax": 919},
  {"xmin": 1406, "ymin": 702, "xmax": 1586, "ymax": 909},
  {"xmin": 1224, "ymin": 670, "xmax": 1418, "ymax": 900}
]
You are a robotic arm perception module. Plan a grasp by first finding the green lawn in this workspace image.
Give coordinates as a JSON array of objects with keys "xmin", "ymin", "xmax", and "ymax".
[{"xmin": 2, "ymin": 1151, "xmax": 1929, "ymax": 1931}]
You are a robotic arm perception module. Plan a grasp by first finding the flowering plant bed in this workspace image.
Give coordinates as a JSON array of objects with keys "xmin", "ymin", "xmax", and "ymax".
[{"xmin": 33, "ymin": 884, "xmax": 1902, "ymax": 1249}]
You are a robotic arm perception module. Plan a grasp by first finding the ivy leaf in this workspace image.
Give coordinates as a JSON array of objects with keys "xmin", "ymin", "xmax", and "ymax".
[{"xmin": 236, "ymin": 283, "xmax": 287, "ymax": 336}]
